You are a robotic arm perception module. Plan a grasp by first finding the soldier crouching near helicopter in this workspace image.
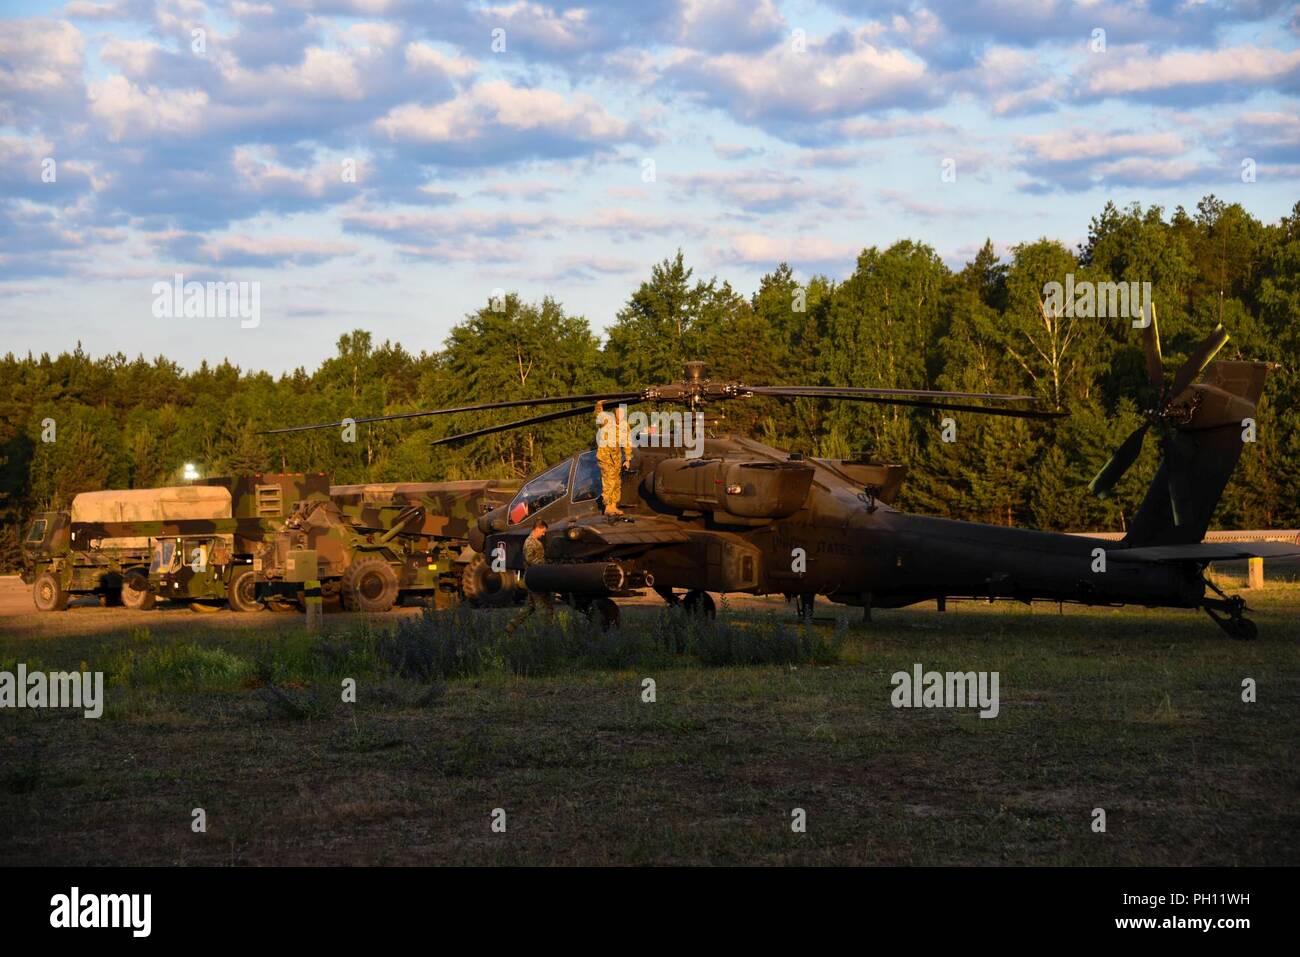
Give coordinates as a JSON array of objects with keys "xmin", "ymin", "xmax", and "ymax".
[
  {"xmin": 506, "ymin": 520, "xmax": 553, "ymax": 635},
  {"xmin": 594, "ymin": 400, "xmax": 633, "ymax": 516}
]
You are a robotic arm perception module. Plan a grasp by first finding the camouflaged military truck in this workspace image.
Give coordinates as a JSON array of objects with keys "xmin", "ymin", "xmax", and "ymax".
[
  {"xmin": 22, "ymin": 485, "xmax": 235, "ymax": 611},
  {"xmin": 148, "ymin": 472, "xmax": 330, "ymax": 612},
  {"xmin": 21, "ymin": 473, "xmax": 328, "ymax": 612},
  {"xmin": 253, "ymin": 480, "xmax": 521, "ymax": 613}
]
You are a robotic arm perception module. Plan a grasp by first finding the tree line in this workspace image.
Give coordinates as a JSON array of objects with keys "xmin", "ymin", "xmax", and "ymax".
[{"xmin": 2, "ymin": 194, "xmax": 1297, "ymax": 569}]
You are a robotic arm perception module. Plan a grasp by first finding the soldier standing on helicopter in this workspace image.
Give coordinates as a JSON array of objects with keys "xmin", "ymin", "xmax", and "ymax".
[{"xmin": 594, "ymin": 400, "xmax": 633, "ymax": 516}]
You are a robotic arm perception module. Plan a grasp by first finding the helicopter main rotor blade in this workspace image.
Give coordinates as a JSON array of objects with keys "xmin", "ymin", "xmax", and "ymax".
[
  {"xmin": 748, "ymin": 385, "xmax": 1038, "ymax": 403},
  {"xmin": 1088, "ymin": 422, "xmax": 1149, "ymax": 498},
  {"xmin": 429, "ymin": 400, "xmax": 642, "ymax": 447},
  {"xmin": 1167, "ymin": 324, "xmax": 1229, "ymax": 400},
  {"xmin": 754, "ymin": 388, "xmax": 1065, "ymax": 419},
  {"xmin": 261, "ymin": 392, "xmax": 642, "ymax": 435},
  {"xmin": 1141, "ymin": 301, "xmax": 1163, "ymax": 390}
]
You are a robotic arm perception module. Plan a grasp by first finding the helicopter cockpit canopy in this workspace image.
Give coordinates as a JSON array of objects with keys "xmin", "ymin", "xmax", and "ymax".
[{"xmin": 508, "ymin": 459, "xmax": 570, "ymax": 525}]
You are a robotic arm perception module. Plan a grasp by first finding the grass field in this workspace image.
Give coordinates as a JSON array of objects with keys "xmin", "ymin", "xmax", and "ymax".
[{"xmin": 2, "ymin": 579, "xmax": 1297, "ymax": 866}]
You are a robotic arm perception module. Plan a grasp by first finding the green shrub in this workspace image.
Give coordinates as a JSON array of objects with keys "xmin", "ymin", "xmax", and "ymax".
[
  {"xmin": 684, "ymin": 611, "xmax": 843, "ymax": 666},
  {"xmin": 376, "ymin": 603, "xmax": 840, "ymax": 679},
  {"xmin": 108, "ymin": 642, "xmax": 253, "ymax": 691}
]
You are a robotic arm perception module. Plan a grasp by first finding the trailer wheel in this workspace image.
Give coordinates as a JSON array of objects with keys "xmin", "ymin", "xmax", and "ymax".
[
  {"xmin": 120, "ymin": 569, "xmax": 156, "ymax": 610},
  {"xmin": 227, "ymin": 568, "xmax": 265, "ymax": 612},
  {"xmin": 33, "ymin": 572, "xmax": 69, "ymax": 612},
  {"xmin": 341, "ymin": 558, "xmax": 399, "ymax": 613},
  {"xmin": 461, "ymin": 554, "xmax": 522, "ymax": 607}
]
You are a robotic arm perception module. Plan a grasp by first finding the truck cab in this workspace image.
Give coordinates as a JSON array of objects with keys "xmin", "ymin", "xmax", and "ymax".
[{"xmin": 20, "ymin": 511, "xmax": 69, "ymax": 585}]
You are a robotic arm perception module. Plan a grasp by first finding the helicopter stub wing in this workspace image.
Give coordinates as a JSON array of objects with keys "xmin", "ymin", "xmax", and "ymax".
[{"xmin": 559, "ymin": 514, "xmax": 693, "ymax": 549}]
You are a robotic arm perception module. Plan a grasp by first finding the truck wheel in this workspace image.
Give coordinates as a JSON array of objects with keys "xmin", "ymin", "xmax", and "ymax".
[
  {"xmin": 120, "ymin": 570, "xmax": 156, "ymax": 610},
  {"xmin": 33, "ymin": 572, "xmax": 69, "ymax": 612},
  {"xmin": 341, "ymin": 558, "xmax": 399, "ymax": 613},
  {"xmin": 100, "ymin": 573, "xmax": 124, "ymax": 607},
  {"xmin": 227, "ymin": 568, "xmax": 265, "ymax": 612},
  {"xmin": 461, "ymin": 554, "xmax": 522, "ymax": 608}
]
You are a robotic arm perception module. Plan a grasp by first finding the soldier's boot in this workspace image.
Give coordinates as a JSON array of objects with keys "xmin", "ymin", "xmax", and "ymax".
[
  {"xmin": 600, "ymin": 473, "xmax": 624, "ymax": 515},
  {"xmin": 506, "ymin": 607, "xmax": 529, "ymax": 635}
]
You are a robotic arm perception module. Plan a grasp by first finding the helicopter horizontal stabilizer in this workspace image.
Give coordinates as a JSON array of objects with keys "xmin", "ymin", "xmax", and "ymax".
[{"xmin": 1108, "ymin": 541, "xmax": 1300, "ymax": 564}]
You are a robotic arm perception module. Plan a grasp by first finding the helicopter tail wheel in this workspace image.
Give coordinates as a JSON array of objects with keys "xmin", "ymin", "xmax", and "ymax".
[
  {"xmin": 683, "ymin": 589, "xmax": 716, "ymax": 619},
  {"xmin": 1202, "ymin": 582, "xmax": 1257, "ymax": 640},
  {"xmin": 1203, "ymin": 605, "xmax": 1257, "ymax": 641}
]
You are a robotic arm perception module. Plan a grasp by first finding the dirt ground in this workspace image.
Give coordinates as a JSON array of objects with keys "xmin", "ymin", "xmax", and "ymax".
[
  {"xmin": 3, "ymin": 556, "xmax": 1294, "ymax": 640},
  {"xmin": 0, "ymin": 574, "xmax": 804, "ymax": 639}
]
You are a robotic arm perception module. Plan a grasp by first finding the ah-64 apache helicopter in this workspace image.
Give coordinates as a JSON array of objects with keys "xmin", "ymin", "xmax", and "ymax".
[{"xmin": 267, "ymin": 317, "xmax": 1297, "ymax": 638}]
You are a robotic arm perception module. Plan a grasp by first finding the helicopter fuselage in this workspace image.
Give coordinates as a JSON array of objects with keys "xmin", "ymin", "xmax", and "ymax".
[{"xmin": 476, "ymin": 434, "xmax": 1204, "ymax": 611}]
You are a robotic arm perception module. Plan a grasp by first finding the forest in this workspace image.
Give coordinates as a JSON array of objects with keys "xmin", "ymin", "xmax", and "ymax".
[{"xmin": 2, "ymin": 195, "xmax": 1297, "ymax": 568}]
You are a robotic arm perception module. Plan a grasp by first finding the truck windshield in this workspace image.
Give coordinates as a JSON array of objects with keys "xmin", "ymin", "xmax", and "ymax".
[
  {"xmin": 25, "ymin": 519, "xmax": 47, "ymax": 544},
  {"xmin": 149, "ymin": 540, "xmax": 181, "ymax": 575}
]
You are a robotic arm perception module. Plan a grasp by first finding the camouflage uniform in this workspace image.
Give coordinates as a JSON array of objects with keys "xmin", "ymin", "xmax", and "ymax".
[
  {"xmin": 594, "ymin": 401, "xmax": 632, "ymax": 516},
  {"xmin": 506, "ymin": 534, "xmax": 552, "ymax": 633}
]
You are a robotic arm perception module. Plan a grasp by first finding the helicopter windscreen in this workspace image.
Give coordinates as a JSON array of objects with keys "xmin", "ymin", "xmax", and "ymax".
[
  {"xmin": 508, "ymin": 459, "xmax": 571, "ymax": 524},
  {"xmin": 571, "ymin": 450, "xmax": 601, "ymax": 503}
]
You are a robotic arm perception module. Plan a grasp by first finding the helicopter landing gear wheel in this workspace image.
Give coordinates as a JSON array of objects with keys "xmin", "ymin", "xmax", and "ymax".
[
  {"xmin": 796, "ymin": 594, "xmax": 815, "ymax": 620},
  {"xmin": 684, "ymin": 589, "xmax": 715, "ymax": 619},
  {"xmin": 589, "ymin": 597, "xmax": 620, "ymax": 631}
]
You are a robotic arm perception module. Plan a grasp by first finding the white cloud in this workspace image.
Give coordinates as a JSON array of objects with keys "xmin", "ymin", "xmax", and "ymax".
[
  {"xmin": 1077, "ymin": 44, "xmax": 1300, "ymax": 100},
  {"xmin": 664, "ymin": 28, "xmax": 937, "ymax": 138},
  {"xmin": 88, "ymin": 75, "xmax": 209, "ymax": 142},
  {"xmin": 377, "ymin": 81, "xmax": 631, "ymax": 143},
  {"xmin": 714, "ymin": 232, "xmax": 859, "ymax": 267}
]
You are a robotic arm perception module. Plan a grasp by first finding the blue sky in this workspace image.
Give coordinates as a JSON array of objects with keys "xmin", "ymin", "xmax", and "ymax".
[{"xmin": 1, "ymin": 0, "xmax": 1297, "ymax": 373}]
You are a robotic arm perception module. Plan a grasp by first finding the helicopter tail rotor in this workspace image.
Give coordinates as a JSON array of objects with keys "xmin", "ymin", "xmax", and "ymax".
[{"xmin": 1088, "ymin": 316, "xmax": 1271, "ymax": 546}]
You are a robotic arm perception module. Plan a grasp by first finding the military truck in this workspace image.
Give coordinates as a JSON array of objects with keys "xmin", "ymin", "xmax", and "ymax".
[
  {"xmin": 254, "ymin": 480, "xmax": 522, "ymax": 612},
  {"xmin": 147, "ymin": 472, "xmax": 330, "ymax": 612},
  {"xmin": 22, "ymin": 473, "xmax": 329, "ymax": 612},
  {"xmin": 22, "ymin": 485, "xmax": 235, "ymax": 611}
]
